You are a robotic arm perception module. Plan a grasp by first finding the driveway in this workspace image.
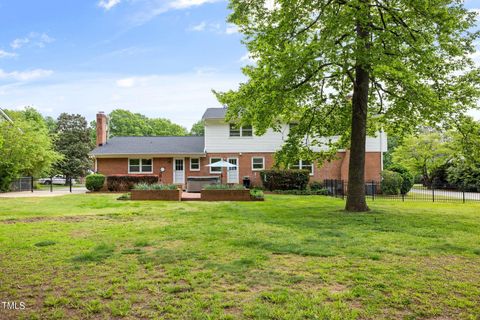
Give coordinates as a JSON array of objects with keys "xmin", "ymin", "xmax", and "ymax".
[
  {"xmin": 0, "ymin": 188, "xmax": 87, "ymax": 198},
  {"xmin": 409, "ymin": 188, "xmax": 480, "ymax": 201}
]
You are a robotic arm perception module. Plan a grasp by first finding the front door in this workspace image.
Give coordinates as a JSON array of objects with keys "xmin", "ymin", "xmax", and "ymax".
[
  {"xmin": 227, "ymin": 158, "xmax": 239, "ymax": 184},
  {"xmin": 173, "ymin": 158, "xmax": 185, "ymax": 184}
]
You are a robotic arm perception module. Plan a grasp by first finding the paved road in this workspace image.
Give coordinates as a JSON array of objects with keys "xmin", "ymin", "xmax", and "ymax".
[
  {"xmin": 0, "ymin": 188, "xmax": 87, "ymax": 198},
  {"xmin": 409, "ymin": 188, "xmax": 480, "ymax": 200}
]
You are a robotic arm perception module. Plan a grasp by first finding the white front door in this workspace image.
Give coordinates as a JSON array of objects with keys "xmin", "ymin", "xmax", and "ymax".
[
  {"xmin": 227, "ymin": 158, "xmax": 239, "ymax": 184},
  {"xmin": 173, "ymin": 158, "xmax": 185, "ymax": 184}
]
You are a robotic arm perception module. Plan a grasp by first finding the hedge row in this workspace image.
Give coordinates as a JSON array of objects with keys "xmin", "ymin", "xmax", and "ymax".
[
  {"xmin": 260, "ymin": 169, "xmax": 310, "ymax": 191},
  {"xmin": 107, "ymin": 175, "xmax": 158, "ymax": 192}
]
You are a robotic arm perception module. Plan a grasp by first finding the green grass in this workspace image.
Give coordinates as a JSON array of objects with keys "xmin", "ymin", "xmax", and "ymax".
[{"xmin": 0, "ymin": 194, "xmax": 480, "ymax": 319}]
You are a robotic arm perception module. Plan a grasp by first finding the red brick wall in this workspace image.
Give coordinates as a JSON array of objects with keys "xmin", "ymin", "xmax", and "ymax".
[{"xmin": 96, "ymin": 151, "xmax": 382, "ymax": 187}]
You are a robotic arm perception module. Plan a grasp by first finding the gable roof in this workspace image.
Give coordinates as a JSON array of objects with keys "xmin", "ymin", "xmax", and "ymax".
[
  {"xmin": 202, "ymin": 108, "xmax": 227, "ymax": 120},
  {"xmin": 90, "ymin": 136, "xmax": 205, "ymax": 156}
]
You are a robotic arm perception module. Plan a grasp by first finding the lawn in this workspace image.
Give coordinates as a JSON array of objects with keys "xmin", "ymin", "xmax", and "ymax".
[{"xmin": 0, "ymin": 195, "xmax": 479, "ymax": 320}]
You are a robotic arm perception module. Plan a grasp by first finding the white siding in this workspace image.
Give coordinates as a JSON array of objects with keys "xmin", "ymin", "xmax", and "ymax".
[{"xmin": 204, "ymin": 120, "xmax": 387, "ymax": 153}]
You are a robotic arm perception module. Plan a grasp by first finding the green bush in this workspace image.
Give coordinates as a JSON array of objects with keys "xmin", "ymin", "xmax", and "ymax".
[
  {"xmin": 106, "ymin": 175, "xmax": 158, "ymax": 191},
  {"xmin": 271, "ymin": 189, "xmax": 329, "ymax": 195},
  {"xmin": 447, "ymin": 161, "xmax": 480, "ymax": 192},
  {"xmin": 85, "ymin": 174, "xmax": 105, "ymax": 191},
  {"xmin": 309, "ymin": 181, "xmax": 324, "ymax": 191},
  {"xmin": 260, "ymin": 169, "xmax": 310, "ymax": 191},
  {"xmin": 133, "ymin": 183, "xmax": 178, "ymax": 190},
  {"xmin": 388, "ymin": 164, "xmax": 414, "ymax": 194},
  {"xmin": 250, "ymin": 188, "xmax": 265, "ymax": 199},
  {"xmin": 380, "ymin": 170, "xmax": 403, "ymax": 195},
  {"xmin": 203, "ymin": 184, "xmax": 246, "ymax": 190}
]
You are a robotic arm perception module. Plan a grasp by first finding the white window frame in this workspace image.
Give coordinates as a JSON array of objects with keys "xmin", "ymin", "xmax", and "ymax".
[
  {"xmin": 128, "ymin": 158, "xmax": 153, "ymax": 174},
  {"xmin": 291, "ymin": 160, "xmax": 314, "ymax": 176},
  {"xmin": 229, "ymin": 124, "xmax": 253, "ymax": 137},
  {"xmin": 251, "ymin": 157, "xmax": 265, "ymax": 171},
  {"xmin": 190, "ymin": 158, "xmax": 200, "ymax": 171},
  {"xmin": 209, "ymin": 157, "xmax": 222, "ymax": 174}
]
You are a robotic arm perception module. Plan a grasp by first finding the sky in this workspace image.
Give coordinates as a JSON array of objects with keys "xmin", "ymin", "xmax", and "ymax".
[{"xmin": 0, "ymin": 0, "xmax": 479, "ymax": 129}]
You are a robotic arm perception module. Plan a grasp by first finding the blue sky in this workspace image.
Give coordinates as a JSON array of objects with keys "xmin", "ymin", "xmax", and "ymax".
[{"xmin": 0, "ymin": 0, "xmax": 479, "ymax": 128}]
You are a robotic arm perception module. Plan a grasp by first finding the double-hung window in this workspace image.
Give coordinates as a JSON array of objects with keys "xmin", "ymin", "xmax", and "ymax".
[
  {"xmin": 129, "ymin": 159, "xmax": 153, "ymax": 173},
  {"xmin": 229, "ymin": 124, "xmax": 253, "ymax": 137},
  {"xmin": 209, "ymin": 157, "xmax": 222, "ymax": 173},
  {"xmin": 190, "ymin": 158, "xmax": 200, "ymax": 171},
  {"xmin": 291, "ymin": 160, "xmax": 314, "ymax": 176},
  {"xmin": 251, "ymin": 157, "xmax": 265, "ymax": 171}
]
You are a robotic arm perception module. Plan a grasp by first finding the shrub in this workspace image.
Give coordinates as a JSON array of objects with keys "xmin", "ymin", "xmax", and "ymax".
[
  {"xmin": 133, "ymin": 183, "xmax": 178, "ymax": 190},
  {"xmin": 388, "ymin": 164, "xmax": 414, "ymax": 194},
  {"xmin": 260, "ymin": 169, "xmax": 310, "ymax": 191},
  {"xmin": 203, "ymin": 184, "xmax": 246, "ymax": 190},
  {"xmin": 106, "ymin": 175, "xmax": 158, "ymax": 192},
  {"xmin": 447, "ymin": 161, "xmax": 480, "ymax": 192},
  {"xmin": 309, "ymin": 181, "xmax": 325, "ymax": 191},
  {"xmin": 271, "ymin": 189, "xmax": 329, "ymax": 195},
  {"xmin": 381, "ymin": 170, "xmax": 403, "ymax": 195},
  {"xmin": 86, "ymin": 174, "xmax": 105, "ymax": 191},
  {"xmin": 250, "ymin": 188, "xmax": 265, "ymax": 199},
  {"xmin": 117, "ymin": 193, "xmax": 131, "ymax": 201}
]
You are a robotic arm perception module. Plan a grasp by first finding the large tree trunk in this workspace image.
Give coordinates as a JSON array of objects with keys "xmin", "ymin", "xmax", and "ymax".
[{"xmin": 345, "ymin": 6, "xmax": 370, "ymax": 212}]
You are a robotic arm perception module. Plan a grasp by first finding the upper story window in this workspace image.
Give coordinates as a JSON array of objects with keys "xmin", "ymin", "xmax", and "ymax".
[
  {"xmin": 129, "ymin": 159, "xmax": 153, "ymax": 173},
  {"xmin": 229, "ymin": 124, "xmax": 253, "ymax": 137},
  {"xmin": 190, "ymin": 158, "xmax": 200, "ymax": 171},
  {"xmin": 291, "ymin": 160, "xmax": 314, "ymax": 176}
]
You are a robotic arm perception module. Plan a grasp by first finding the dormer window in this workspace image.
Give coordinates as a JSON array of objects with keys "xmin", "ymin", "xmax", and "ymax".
[{"xmin": 230, "ymin": 124, "xmax": 253, "ymax": 137}]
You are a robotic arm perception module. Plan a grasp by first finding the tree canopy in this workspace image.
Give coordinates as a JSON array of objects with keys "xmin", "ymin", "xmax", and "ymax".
[
  {"xmin": 53, "ymin": 113, "xmax": 93, "ymax": 179},
  {"xmin": 108, "ymin": 109, "xmax": 188, "ymax": 137},
  {"xmin": 216, "ymin": 0, "xmax": 480, "ymax": 211},
  {"xmin": 190, "ymin": 120, "xmax": 205, "ymax": 136},
  {"xmin": 0, "ymin": 108, "xmax": 61, "ymax": 191}
]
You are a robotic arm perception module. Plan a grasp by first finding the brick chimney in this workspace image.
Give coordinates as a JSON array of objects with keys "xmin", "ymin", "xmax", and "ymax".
[{"xmin": 96, "ymin": 112, "xmax": 108, "ymax": 146}]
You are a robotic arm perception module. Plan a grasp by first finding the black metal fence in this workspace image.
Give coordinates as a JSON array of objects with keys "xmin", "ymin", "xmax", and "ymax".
[
  {"xmin": 323, "ymin": 179, "xmax": 480, "ymax": 203},
  {"xmin": 6, "ymin": 176, "xmax": 77, "ymax": 193},
  {"xmin": 10, "ymin": 177, "xmax": 33, "ymax": 192}
]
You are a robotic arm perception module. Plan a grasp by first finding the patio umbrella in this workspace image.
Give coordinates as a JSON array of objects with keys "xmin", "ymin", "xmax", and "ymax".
[{"xmin": 206, "ymin": 160, "xmax": 237, "ymax": 183}]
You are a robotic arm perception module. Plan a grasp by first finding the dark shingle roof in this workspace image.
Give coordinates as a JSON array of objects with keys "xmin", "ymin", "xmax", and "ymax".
[
  {"xmin": 90, "ymin": 136, "xmax": 205, "ymax": 156},
  {"xmin": 202, "ymin": 108, "xmax": 227, "ymax": 120}
]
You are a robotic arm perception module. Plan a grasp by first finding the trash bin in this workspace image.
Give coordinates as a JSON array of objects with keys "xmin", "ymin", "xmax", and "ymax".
[{"xmin": 242, "ymin": 177, "xmax": 251, "ymax": 189}]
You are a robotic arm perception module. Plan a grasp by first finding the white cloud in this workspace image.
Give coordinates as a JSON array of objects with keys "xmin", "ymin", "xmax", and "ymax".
[
  {"xmin": 239, "ymin": 52, "xmax": 258, "ymax": 64},
  {"xmin": 129, "ymin": 0, "xmax": 223, "ymax": 26},
  {"xmin": 10, "ymin": 37, "xmax": 29, "ymax": 49},
  {"xmin": 10, "ymin": 32, "xmax": 55, "ymax": 49},
  {"xmin": 0, "ymin": 69, "xmax": 53, "ymax": 81},
  {"xmin": 98, "ymin": 0, "xmax": 121, "ymax": 10},
  {"xmin": 0, "ymin": 50, "xmax": 17, "ymax": 58},
  {"xmin": 190, "ymin": 22, "xmax": 207, "ymax": 32},
  {"xmin": 225, "ymin": 23, "xmax": 238, "ymax": 35},
  {"xmin": 0, "ymin": 71, "xmax": 244, "ymax": 128},
  {"xmin": 116, "ymin": 77, "xmax": 137, "ymax": 87},
  {"xmin": 169, "ymin": 0, "xmax": 219, "ymax": 10}
]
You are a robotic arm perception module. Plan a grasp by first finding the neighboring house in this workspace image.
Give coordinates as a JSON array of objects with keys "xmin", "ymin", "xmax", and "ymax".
[{"xmin": 89, "ymin": 108, "xmax": 387, "ymax": 187}]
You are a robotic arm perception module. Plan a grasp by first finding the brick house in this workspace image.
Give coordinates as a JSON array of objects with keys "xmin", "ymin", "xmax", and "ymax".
[{"xmin": 90, "ymin": 108, "xmax": 387, "ymax": 187}]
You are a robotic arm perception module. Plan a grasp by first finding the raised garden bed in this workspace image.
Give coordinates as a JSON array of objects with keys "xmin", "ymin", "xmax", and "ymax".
[
  {"xmin": 131, "ymin": 189, "xmax": 181, "ymax": 201},
  {"xmin": 201, "ymin": 189, "xmax": 253, "ymax": 201}
]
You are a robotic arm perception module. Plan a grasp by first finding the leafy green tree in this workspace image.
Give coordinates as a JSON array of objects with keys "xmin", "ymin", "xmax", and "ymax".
[
  {"xmin": 53, "ymin": 113, "xmax": 93, "ymax": 181},
  {"xmin": 0, "ymin": 108, "xmax": 61, "ymax": 191},
  {"xmin": 216, "ymin": 0, "xmax": 480, "ymax": 211},
  {"xmin": 392, "ymin": 132, "xmax": 451, "ymax": 185},
  {"xmin": 190, "ymin": 120, "xmax": 205, "ymax": 136},
  {"xmin": 108, "ymin": 109, "xmax": 187, "ymax": 137}
]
